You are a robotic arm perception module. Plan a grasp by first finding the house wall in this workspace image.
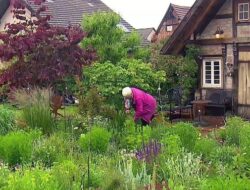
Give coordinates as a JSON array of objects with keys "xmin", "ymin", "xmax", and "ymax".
[{"xmin": 195, "ymin": 0, "xmax": 236, "ymax": 106}]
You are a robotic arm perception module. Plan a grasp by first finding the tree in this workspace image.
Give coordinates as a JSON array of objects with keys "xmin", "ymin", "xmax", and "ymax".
[
  {"xmin": 0, "ymin": 0, "xmax": 95, "ymax": 89},
  {"xmin": 151, "ymin": 42, "xmax": 199, "ymax": 99},
  {"xmin": 81, "ymin": 12, "xmax": 150, "ymax": 64}
]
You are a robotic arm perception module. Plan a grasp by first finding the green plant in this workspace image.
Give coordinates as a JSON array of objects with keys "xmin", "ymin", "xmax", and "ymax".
[
  {"xmin": 200, "ymin": 175, "xmax": 250, "ymax": 190},
  {"xmin": 2, "ymin": 166, "xmax": 58, "ymax": 190},
  {"xmin": 194, "ymin": 137, "xmax": 219, "ymax": 161},
  {"xmin": 239, "ymin": 123, "xmax": 250, "ymax": 156},
  {"xmin": 79, "ymin": 126, "xmax": 111, "ymax": 153},
  {"xmin": 118, "ymin": 157, "xmax": 151, "ymax": 190},
  {"xmin": 83, "ymin": 59, "xmax": 165, "ymax": 105},
  {"xmin": 11, "ymin": 88, "xmax": 55, "ymax": 135},
  {"xmin": 163, "ymin": 149, "xmax": 202, "ymax": 189},
  {"xmin": 224, "ymin": 117, "xmax": 246, "ymax": 146},
  {"xmin": 52, "ymin": 160, "xmax": 81, "ymax": 190},
  {"xmin": 0, "ymin": 130, "xmax": 40, "ymax": 166},
  {"xmin": 32, "ymin": 132, "xmax": 73, "ymax": 167},
  {"xmin": 0, "ymin": 106, "xmax": 15, "ymax": 135},
  {"xmin": 211, "ymin": 146, "xmax": 238, "ymax": 165},
  {"xmin": 171, "ymin": 122, "xmax": 199, "ymax": 151},
  {"xmin": 161, "ymin": 134, "xmax": 182, "ymax": 156}
]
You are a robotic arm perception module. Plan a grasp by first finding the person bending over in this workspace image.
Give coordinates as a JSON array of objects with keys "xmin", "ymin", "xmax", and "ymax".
[{"xmin": 122, "ymin": 87, "xmax": 157, "ymax": 126}]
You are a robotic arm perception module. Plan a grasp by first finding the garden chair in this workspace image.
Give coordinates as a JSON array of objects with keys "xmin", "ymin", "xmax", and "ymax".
[
  {"xmin": 50, "ymin": 95, "xmax": 64, "ymax": 118},
  {"xmin": 161, "ymin": 88, "xmax": 193, "ymax": 122}
]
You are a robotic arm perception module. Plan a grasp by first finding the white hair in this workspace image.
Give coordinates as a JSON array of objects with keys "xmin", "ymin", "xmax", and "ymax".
[{"xmin": 122, "ymin": 87, "xmax": 132, "ymax": 97}]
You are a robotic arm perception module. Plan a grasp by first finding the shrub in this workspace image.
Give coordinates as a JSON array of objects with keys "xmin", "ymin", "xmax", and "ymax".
[
  {"xmin": 171, "ymin": 122, "xmax": 199, "ymax": 151},
  {"xmin": 0, "ymin": 130, "xmax": 40, "ymax": 166},
  {"xmin": 0, "ymin": 106, "xmax": 15, "ymax": 135},
  {"xmin": 79, "ymin": 126, "xmax": 111, "ymax": 153},
  {"xmin": 11, "ymin": 88, "xmax": 55, "ymax": 135},
  {"xmin": 194, "ymin": 137, "xmax": 219, "ymax": 161}
]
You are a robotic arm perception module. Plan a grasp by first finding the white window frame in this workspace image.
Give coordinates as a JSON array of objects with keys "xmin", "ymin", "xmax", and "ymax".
[
  {"xmin": 166, "ymin": 25, "xmax": 173, "ymax": 32},
  {"xmin": 238, "ymin": 3, "xmax": 249, "ymax": 21},
  {"xmin": 203, "ymin": 59, "xmax": 222, "ymax": 88}
]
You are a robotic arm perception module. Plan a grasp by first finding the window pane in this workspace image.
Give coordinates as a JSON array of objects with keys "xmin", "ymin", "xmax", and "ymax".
[
  {"xmin": 239, "ymin": 12, "xmax": 244, "ymax": 20},
  {"xmin": 214, "ymin": 71, "xmax": 220, "ymax": 75},
  {"xmin": 244, "ymin": 12, "xmax": 249, "ymax": 19},
  {"xmin": 244, "ymin": 4, "xmax": 249, "ymax": 11},
  {"xmin": 240, "ymin": 4, "xmax": 244, "ymax": 11},
  {"xmin": 214, "ymin": 80, "xmax": 220, "ymax": 84},
  {"xmin": 206, "ymin": 80, "xmax": 211, "ymax": 84}
]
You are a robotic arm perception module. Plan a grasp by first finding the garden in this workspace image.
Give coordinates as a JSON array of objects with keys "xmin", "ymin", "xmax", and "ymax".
[{"xmin": 0, "ymin": 1, "xmax": 250, "ymax": 190}]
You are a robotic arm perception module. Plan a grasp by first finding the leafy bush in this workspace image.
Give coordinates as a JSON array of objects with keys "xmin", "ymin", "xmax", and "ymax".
[
  {"xmin": 0, "ymin": 106, "xmax": 15, "ymax": 135},
  {"xmin": 11, "ymin": 88, "xmax": 55, "ymax": 135},
  {"xmin": 83, "ymin": 59, "xmax": 165, "ymax": 104},
  {"xmin": 200, "ymin": 176, "xmax": 250, "ymax": 190},
  {"xmin": 194, "ymin": 137, "xmax": 219, "ymax": 161},
  {"xmin": 32, "ymin": 132, "xmax": 72, "ymax": 167},
  {"xmin": 0, "ymin": 130, "xmax": 40, "ymax": 165},
  {"xmin": 161, "ymin": 134, "xmax": 182, "ymax": 156},
  {"xmin": 171, "ymin": 122, "xmax": 199, "ymax": 151},
  {"xmin": 79, "ymin": 126, "xmax": 111, "ymax": 153}
]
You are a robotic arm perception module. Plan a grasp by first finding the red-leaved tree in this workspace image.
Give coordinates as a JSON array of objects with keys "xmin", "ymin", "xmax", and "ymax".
[{"xmin": 0, "ymin": 0, "xmax": 95, "ymax": 89}]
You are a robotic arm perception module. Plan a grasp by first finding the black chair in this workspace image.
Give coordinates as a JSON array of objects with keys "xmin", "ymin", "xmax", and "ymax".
[
  {"xmin": 205, "ymin": 90, "xmax": 233, "ymax": 117},
  {"xmin": 160, "ymin": 88, "xmax": 193, "ymax": 122}
]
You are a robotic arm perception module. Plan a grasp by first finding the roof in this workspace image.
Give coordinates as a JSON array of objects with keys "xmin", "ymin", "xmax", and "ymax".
[
  {"xmin": 137, "ymin": 28, "xmax": 155, "ymax": 46},
  {"xmin": 171, "ymin": 4, "xmax": 190, "ymax": 20},
  {"xmin": 156, "ymin": 3, "xmax": 190, "ymax": 33},
  {"xmin": 161, "ymin": 0, "xmax": 226, "ymax": 55},
  {"xmin": 21, "ymin": 0, "xmax": 134, "ymax": 32}
]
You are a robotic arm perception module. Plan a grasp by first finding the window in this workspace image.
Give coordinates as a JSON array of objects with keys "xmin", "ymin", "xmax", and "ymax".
[
  {"xmin": 203, "ymin": 59, "xmax": 222, "ymax": 88},
  {"xmin": 238, "ymin": 3, "xmax": 249, "ymax": 21},
  {"xmin": 166, "ymin": 25, "xmax": 173, "ymax": 32}
]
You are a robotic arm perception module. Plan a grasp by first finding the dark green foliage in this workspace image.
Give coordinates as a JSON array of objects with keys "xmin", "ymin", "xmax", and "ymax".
[
  {"xmin": 151, "ymin": 43, "xmax": 199, "ymax": 99},
  {"xmin": 194, "ymin": 137, "xmax": 219, "ymax": 161},
  {"xmin": 0, "ymin": 106, "xmax": 15, "ymax": 135},
  {"xmin": 79, "ymin": 126, "xmax": 111, "ymax": 153},
  {"xmin": 171, "ymin": 122, "xmax": 199, "ymax": 151},
  {"xmin": 0, "ymin": 130, "xmax": 40, "ymax": 166},
  {"xmin": 83, "ymin": 59, "xmax": 165, "ymax": 106}
]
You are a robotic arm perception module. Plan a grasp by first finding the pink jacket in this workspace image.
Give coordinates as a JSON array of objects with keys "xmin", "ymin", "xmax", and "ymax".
[{"xmin": 131, "ymin": 88, "xmax": 157, "ymax": 123}]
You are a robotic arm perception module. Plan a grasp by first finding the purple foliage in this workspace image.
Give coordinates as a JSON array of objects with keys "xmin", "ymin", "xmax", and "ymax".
[{"xmin": 0, "ymin": 0, "xmax": 96, "ymax": 89}]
